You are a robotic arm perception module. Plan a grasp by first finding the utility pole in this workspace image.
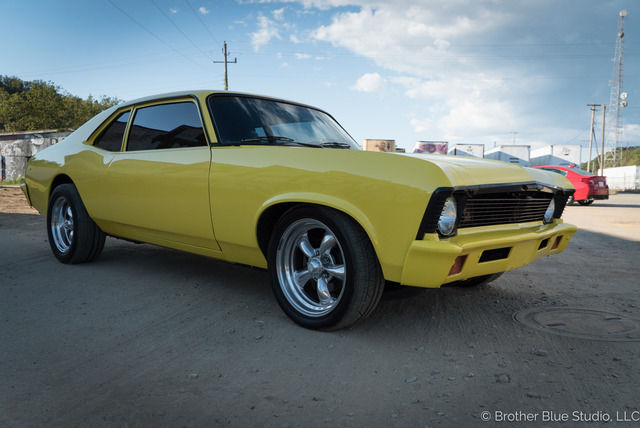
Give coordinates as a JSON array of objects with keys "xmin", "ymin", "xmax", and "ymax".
[
  {"xmin": 213, "ymin": 41, "xmax": 237, "ymax": 91},
  {"xmin": 600, "ymin": 104, "xmax": 606, "ymax": 176},
  {"xmin": 587, "ymin": 104, "xmax": 599, "ymax": 173}
]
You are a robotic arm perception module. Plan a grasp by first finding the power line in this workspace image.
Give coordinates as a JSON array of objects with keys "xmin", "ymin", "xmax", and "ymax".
[
  {"xmin": 105, "ymin": 0, "xmax": 204, "ymax": 69},
  {"xmin": 150, "ymin": 0, "xmax": 212, "ymax": 61},
  {"xmin": 185, "ymin": 0, "xmax": 219, "ymax": 45}
]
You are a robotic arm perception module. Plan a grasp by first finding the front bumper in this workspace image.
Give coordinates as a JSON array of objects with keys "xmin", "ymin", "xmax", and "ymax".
[
  {"xmin": 400, "ymin": 220, "xmax": 577, "ymax": 288},
  {"xmin": 589, "ymin": 193, "xmax": 609, "ymax": 200}
]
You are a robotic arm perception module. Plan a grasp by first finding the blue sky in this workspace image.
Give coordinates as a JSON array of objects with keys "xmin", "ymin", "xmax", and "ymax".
[{"xmin": 1, "ymin": 0, "xmax": 638, "ymax": 157}]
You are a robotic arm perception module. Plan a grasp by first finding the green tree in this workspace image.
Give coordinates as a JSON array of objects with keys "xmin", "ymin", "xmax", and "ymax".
[
  {"xmin": 581, "ymin": 146, "xmax": 640, "ymax": 171},
  {"xmin": 0, "ymin": 75, "xmax": 120, "ymax": 132}
]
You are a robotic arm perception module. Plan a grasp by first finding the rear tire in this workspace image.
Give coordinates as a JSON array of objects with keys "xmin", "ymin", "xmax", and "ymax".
[
  {"xmin": 268, "ymin": 206, "xmax": 384, "ymax": 330},
  {"xmin": 47, "ymin": 183, "xmax": 105, "ymax": 264},
  {"xmin": 578, "ymin": 199, "xmax": 594, "ymax": 206}
]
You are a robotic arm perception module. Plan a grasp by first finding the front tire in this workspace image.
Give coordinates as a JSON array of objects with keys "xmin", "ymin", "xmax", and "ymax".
[
  {"xmin": 268, "ymin": 206, "xmax": 384, "ymax": 330},
  {"xmin": 47, "ymin": 183, "xmax": 105, "ymax": 264}
]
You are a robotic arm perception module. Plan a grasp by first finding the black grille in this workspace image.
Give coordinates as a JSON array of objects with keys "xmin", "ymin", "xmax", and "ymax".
[
  {"xmin": 416, "ymin": 183, "xmax": 573, "ymax": 239},
  {"xmin": 459, "ymin": 193, "xmax": 553, "ymax": 228}
]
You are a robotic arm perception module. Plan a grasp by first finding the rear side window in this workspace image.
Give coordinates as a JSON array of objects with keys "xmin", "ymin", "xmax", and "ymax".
[
  {"xmin": 94, "ymin": 110, "xmax": 130, "ymax": 152},
  {"xmin": 127, "ymin": 102, "xmax": 206, "ymax": 151}
]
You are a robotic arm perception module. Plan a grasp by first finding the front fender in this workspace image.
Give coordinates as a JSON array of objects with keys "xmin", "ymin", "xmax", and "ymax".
[{"xmin": 258, "ymin": 192, "xmax": 380, "ymax": 258}]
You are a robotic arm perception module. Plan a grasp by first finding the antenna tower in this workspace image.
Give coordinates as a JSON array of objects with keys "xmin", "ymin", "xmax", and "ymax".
[{"xmin": 605, "ymin": 10, "xmax": 628, "ymax": 168}]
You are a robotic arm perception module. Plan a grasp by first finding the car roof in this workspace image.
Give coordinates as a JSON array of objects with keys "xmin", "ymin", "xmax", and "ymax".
[{"xmin": 115, "ymin": 90, "xmax": 322, "ymax": 112}]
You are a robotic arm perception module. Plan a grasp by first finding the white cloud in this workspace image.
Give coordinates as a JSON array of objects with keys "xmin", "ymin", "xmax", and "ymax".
[
  {"xmin": 198, "ymin": 6, "xmax": 209, "ymax": 15},
  {"xmin": 304, "ymin": 1, "xmax": 556, "ymax": 144},
  {"xmin": 352, "ymin": 72, "xmax": 386, "ymax": 93},
  {"xmin": 170, "ymin": 8, "xmax": 178, "ymax": 14},
  {"xmin": 289, "ymin": 34, "xmax": 302, "ymax": 44},
  {"xmin": 251, "ymin": 15, "xmax": 281, "ymax": 51},
  {"xmin": 295, "ymin": 53, "xmax": 312, "ymax": 59},
  {"xmin": 273, "ymin": 7, "xmax": 286, "ymax": 20},
  {"xmin": 624, "ymin": 123, "xmax": 640, "ymax": 142},
  {"xmin": 312, "ymin": 4, "xmax": 508, "ymax": 78}
]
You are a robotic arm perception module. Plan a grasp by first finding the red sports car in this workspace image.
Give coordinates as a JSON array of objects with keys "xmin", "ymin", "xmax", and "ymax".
[{"xmin": 533, "ymin": 165, "xmax": 609, "ymax": 205}]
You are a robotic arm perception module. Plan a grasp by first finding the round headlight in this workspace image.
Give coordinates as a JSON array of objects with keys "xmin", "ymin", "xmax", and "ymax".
[
  {"xmin": 543, "ymin": 199, "xmax": 555, "ymax": 224},
  {"xmin": 437, "ymin": 197, "xmax": 457, "ymax": 236}
]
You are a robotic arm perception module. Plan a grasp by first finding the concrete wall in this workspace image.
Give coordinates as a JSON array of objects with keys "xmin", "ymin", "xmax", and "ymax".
[{"xmin": 0, "ymin": 131, "xmax": 71, "ymax": 181}]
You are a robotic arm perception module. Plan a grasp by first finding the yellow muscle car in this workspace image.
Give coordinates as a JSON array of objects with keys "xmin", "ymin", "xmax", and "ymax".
[{"xmin": 22, "ymin": 90, "xmax": 577, "ymax": 329}]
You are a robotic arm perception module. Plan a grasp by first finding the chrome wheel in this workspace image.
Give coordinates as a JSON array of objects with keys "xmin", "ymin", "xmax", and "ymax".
[
  {"xmin": 50, "ymin": 196, "xmax": 74, "ymax": 253},
  {"xmin": 275, "ymin": 218, "xmax": 347, "ymax": 318}
]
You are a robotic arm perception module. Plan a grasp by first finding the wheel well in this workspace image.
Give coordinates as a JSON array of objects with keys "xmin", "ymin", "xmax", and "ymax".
[
  {"xmin": 256, "ymin": 202, "xmax": 376, "ymax": 260},
  {"xmin": 256, "ymin": 202, "xmax": 297, "ymax": 257},
  {"xmin": 50, "ymin": 174, "xmax": 74, "ymax": 196}
]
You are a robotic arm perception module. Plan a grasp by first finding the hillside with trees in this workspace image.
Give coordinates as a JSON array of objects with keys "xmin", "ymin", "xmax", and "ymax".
[
  {"xmin": 581, "ymin": 146, "xmax": 640, "ymax": 172},
  {"xmin": 0, "ymin": 76, "xmax": 120, "ymax": 132}
]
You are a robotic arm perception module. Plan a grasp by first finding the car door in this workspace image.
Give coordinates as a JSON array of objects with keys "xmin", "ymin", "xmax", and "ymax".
[{"xmin": 103, "ymin": 98, "xmax": 220, "ymax": 252}]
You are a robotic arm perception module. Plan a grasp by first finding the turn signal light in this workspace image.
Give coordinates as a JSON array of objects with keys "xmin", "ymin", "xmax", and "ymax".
[
  {"xmin": 551, "ymin": 236, "xmax": 562, "ymax": 250},
  {"xmin": 449, "ymin": 255, "xmax": 467, "ymax": 275}
]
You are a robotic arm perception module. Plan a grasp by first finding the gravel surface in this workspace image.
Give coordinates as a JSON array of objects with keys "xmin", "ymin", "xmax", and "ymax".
[{"xmin": 1, "ymin": 190, "xmax": 639, "ymax": 427}]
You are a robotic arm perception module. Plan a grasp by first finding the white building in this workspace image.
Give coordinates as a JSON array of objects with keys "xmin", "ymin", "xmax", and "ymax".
[
  {"xmin": 530, "ymin": 145, "xmax": 581, "ymax": 167},
  {"xmin": 485, "ymin": 145, "xmax": 530, "ymax": 166}
]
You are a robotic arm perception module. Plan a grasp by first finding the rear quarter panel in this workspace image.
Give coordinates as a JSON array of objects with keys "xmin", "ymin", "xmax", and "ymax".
[{"xmin": 25, "ymin": 107, "xmax": 117, "ymax": 214}]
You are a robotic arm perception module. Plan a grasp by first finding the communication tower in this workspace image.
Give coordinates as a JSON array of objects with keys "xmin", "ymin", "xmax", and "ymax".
[{"xmin": 606, "ymin": 10, "xmax": 628, "ymax": 167}]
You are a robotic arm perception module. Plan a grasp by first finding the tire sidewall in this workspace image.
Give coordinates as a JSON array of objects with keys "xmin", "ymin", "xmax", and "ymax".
[
  {"xmin": 47, "ymin": 185, "xmax": 78, "ymax": 264},
  {"xmin": 268, "ymin": 206, "xmax": 357, "ymax": 329}
]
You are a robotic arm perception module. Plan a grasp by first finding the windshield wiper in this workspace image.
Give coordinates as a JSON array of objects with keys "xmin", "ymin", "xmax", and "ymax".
[
  {"xmin": 241, "ymin": 136, "xmax": 320, "ymax": 148},
  {"xmin": 241, "ymin": 135, "xmax": 294, "ymax": 143},
  {"xmin": 319, "ymin": 141, "xmax": 352, "ymax": 149}
]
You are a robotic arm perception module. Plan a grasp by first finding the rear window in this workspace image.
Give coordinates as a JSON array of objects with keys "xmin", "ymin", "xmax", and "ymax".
[
  {"xmin": 93, "ymin": 110, "xmax": 130, "ymax": 152},
  {"xmin": 542, "ymin": 168, "xmax": 567, "ymax": 176},
  {"xmin": 126, "ymin": 102, "xmax": 206, "ymax": 151},
  {"xmin": 568, "ymin": 167, "xmax": 593, "ymax": 176}
]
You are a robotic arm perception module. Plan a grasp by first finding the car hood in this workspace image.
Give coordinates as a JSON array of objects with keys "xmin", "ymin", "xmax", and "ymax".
[{"xmin": 393, "ymin": 153, "xmax": 573, "ymax": 190}]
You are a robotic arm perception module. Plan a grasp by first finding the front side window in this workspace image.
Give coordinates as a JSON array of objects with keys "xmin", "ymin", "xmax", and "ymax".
[
  {"xmin": 94, "ymin": 110, "xmax": 130, "ymax": 152},
  {"xmin": 207, "ymin": 95, "xmax": 358, "ymax": 149},
  {"xmin": 127, "ymin": 102, "xmax": 206, "ymax": 151}
]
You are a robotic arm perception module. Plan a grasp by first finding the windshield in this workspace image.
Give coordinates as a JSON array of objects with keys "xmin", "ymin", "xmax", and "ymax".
[{"xmin": 207, "ymin": 95, "xmax": 359, "ymax": 149}]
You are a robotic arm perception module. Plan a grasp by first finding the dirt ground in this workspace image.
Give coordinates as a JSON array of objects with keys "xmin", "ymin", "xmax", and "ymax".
[
  {"xmin": 0, "ymin": 186, "xmax": 38, "ymax": 214},
  {"xmin": 1, "ymin": 188, "xmax": 639, "ymax": 427}
]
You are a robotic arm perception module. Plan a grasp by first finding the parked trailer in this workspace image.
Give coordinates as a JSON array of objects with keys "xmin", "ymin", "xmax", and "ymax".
[
  {"xmin": 484, "ymin": 145, "xmax": 530, "ymax": 166},
  {"xmin": 412, "ymin": 141, "xmax": 448, "ymax": 154},
  {"xmin": 530, "ymin": 145, "xmax": 581, "ymax": 167},
  {"xmin": 364, "ymin": 139, "xmax": 396, "ymax": 152},
  {"xmin": 603, "ymin": 165, "xmax": 640, "ymax": 191},
  {"xmin": 448, "ymin": 144, "xmax": 485, "ymax": 158}
]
